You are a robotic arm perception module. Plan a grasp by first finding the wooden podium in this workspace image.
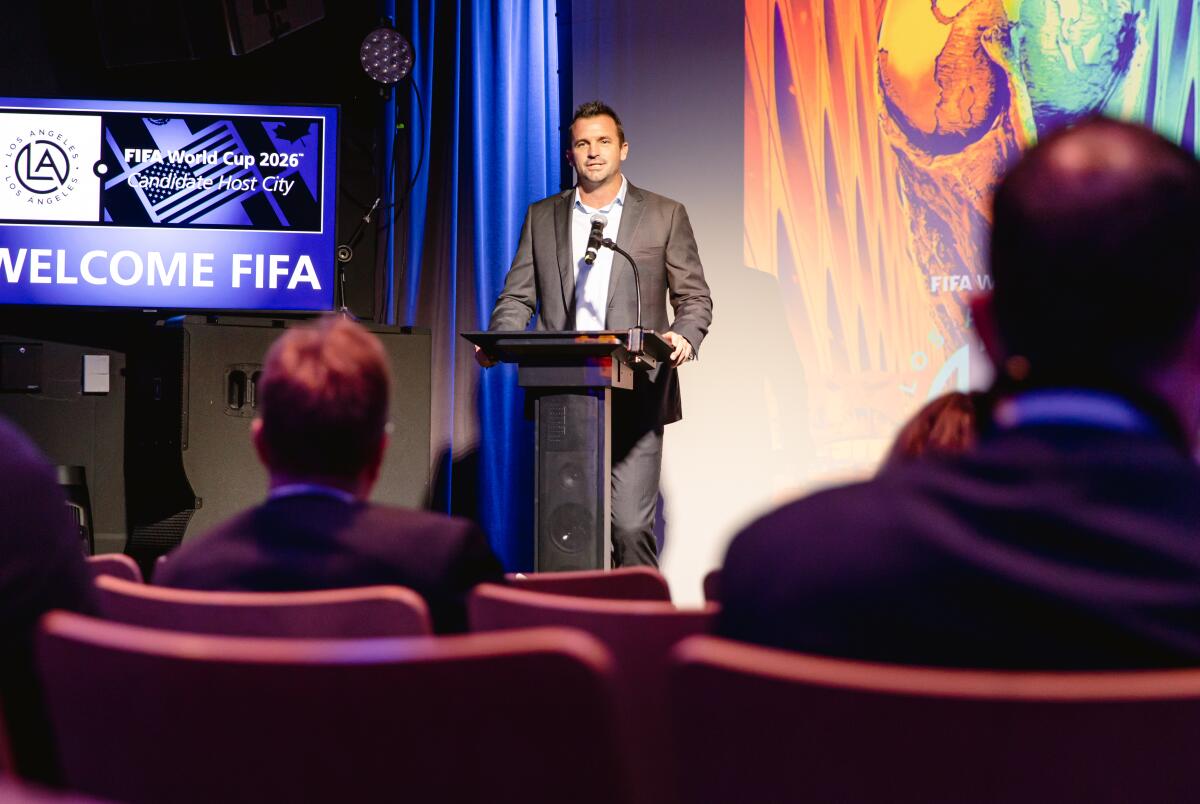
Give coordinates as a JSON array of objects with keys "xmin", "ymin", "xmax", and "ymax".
[{"xmin": 462, "ymin": 329, "xmax": 672, "ymax": 571}]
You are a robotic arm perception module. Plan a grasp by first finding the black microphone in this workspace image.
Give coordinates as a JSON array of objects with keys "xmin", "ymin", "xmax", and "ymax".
[{"xmin": 583, "ymin": 213, "xmax": 607, "ymax": 265}]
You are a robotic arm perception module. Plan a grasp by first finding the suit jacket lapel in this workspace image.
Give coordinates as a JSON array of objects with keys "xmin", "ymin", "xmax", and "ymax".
[
  {"xmin": 554, "ymin": 190, "xmax": 574, "ymax": 319},
  {"xmin": 609, "ymin": 182, "xmax": 646, "ymax": 310}
]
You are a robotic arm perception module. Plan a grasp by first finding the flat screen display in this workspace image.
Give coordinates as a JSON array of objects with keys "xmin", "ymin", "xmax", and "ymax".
[{"xmin": 0, "ymin": 96, "xmax": 338, "ymax": 311}]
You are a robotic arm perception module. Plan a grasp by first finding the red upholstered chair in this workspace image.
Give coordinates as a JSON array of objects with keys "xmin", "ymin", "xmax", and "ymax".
[
  {"xmin": 469, "ymin": 583, "xmax": 717, "ymax": 804},
  {"xmin": 669, "ymin": 635, "xmax": 1200, "ymax": 804},
  {"xmin": 701, "ymin": 568, "xmax": 720, "ymax": 602},
  {"xmin": 37, "ymin": 612, "xmax": 632, "ymax": 804},
  {"xmin": 85, "ymin": 554, "xmax": 142, "ymax": 584},
  {"xmin": 506, "ymin": 566, "xmax": 672, "ymax": 601},
  {"xmin": 95, "ymin": 575, "xmax": 432, "ymax": 637},
  {"xmin": 0, "ymin": 775, "xmax": 109, "ymax": 803}
]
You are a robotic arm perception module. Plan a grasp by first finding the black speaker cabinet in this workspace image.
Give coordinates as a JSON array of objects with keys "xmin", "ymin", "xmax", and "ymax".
[
  {"xmin": 535, "ymin": 393, "xmax": 611, "ymax": 572},
  {"xmin": 125, "ymin": 316, "xmax": 431, "ymax": 567},
  {"xmin": 0, "ymin": 336, "xmax": 127, "ymax": 554}
]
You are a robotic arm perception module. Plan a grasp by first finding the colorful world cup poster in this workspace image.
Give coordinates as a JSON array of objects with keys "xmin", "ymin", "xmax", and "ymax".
[{"xmin": 746, "ymin": 0, "xmax": 1199, "ymax": 479}]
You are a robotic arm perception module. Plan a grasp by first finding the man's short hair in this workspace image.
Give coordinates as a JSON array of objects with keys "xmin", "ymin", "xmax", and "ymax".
[
  {"xmin": 257, "ymin": 317, "xmax": 390, "ymax": 480},
  {"xmin": 989, "ymin": 117, "xmax": 1200, "ymax": 385},
  {"xmin": 570, "ymin": 100, "xmax": 625, "ymax": 144}
]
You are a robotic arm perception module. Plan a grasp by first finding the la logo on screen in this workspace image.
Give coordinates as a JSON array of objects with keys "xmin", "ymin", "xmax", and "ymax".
[{"xmin": 0, "ymin": 112, "xmax": 102, "ymax": 222}]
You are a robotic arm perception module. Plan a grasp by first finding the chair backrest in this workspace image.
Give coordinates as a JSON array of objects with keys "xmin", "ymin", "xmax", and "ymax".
[
  {"xmin": 469, "ymin": 583, "xmax": 717, "ymax": 804},
  {"xmin": 96, "ymin": 576, "xmax": 432, "ymax": 637},
  {"xmin": 0, "ymin": 775, "xmax": 107, "ymax": 803},
  {"xmin": 469, "ymin": 584, "xmax": 716, "ymax": 676},
  {"xmin": 37, "ymin": 612, "xmax": 631, "ymax": 804},
  {"xmin": 506, "ymin": 566, "xmax": 671, "ymax": 601},
  {"xmin": 85, "ymin": 554, "xmax": 142, "ymax": 584},
  {"xmin": 669, "ymin": 635, "xmax": 1200, "ymax": 804},
  {"xmin": 701, "ymin": 568, "xmax": 720, "ymax": 602}
]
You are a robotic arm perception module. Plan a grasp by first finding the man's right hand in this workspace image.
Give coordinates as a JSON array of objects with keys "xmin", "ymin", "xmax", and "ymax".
[{"xmin": 474, "ymin": 345, "xmax": 497, "ymax": 368}]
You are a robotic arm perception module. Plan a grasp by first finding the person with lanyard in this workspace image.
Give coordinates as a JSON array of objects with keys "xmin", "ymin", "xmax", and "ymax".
[
  {"xmin": 718, "ymin": 116, "xmax": 1200, "ymax": 670},
  {"xmin": 157, "ymin": 316, "xmax": 503, "ymax": 633},
  {"xmin": 479, "ymin": 100, "xmax": 712, "ymax": 568}
]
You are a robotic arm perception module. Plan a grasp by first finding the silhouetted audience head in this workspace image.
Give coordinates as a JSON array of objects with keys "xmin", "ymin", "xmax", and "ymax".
[
  {"xmin": 884, "ymin": 391, "xmax": 983, "ymax": 468},
  {"xmin": 984, "ymin": 116, "xmax": 1200, "ymax": 389},
  {"xmin": 252, "ymin": 316, "xmax": 391, "ymax": 496}
]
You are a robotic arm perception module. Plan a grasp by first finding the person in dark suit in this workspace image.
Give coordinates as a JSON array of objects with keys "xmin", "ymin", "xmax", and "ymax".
[
  {"xmin": 718, "ymin": 117, "xmax": 1200, "ymax": 669},
  {"xmin": 478, "ymin": 100, "xmax": 713, "ymax": 567},
  {"xmin": 157, "ymin": 317, "xmax": 502, "ymax": 633},
  {"xmin": 0, "ymin": 416, "xmax": 96, "ymax": 783}
]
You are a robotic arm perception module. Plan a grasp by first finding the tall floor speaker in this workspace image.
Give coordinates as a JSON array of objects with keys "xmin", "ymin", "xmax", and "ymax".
[
  {"xmin": 534, "ymin": 392, "xmax": 611, "ymax": 572},
  {"xmin": 125, "ymin": 316, "xmax": 431, "ymax": 568}
]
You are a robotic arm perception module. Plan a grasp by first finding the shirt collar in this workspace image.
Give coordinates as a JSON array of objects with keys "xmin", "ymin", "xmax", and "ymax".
[
  {"xmin": 574, "ymin": 176, "xmax": 627, "ymax": 215},
  {"xmin": 992, "ymin": 389, "xmax": 1157, "ymax": 434},
  {"xmin": 267, "ymin": 483, "xmax": 358, "ymax": 505}
]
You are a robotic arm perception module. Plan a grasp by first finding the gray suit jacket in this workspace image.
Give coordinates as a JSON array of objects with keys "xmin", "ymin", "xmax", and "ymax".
[{"xmin": 489, "ymin": 182, "xmax": 713, "ymax": 427}]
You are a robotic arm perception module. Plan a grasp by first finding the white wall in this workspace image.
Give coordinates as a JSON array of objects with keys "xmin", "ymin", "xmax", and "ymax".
[{"xmin": 571, "ymin": 1, "xmax": 783, "ymax": 603}]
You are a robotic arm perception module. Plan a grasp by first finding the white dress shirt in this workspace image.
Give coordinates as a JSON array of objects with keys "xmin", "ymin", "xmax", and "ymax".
[{"xmin": 571, "ymin": 176, "xmax": 627, "ymax": 330}]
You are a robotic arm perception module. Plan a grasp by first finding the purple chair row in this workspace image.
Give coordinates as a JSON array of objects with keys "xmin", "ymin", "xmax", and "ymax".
[
  {"xmin": 85, "ymin": 565, "xmax": 678, "ymax": 640},
  {"xmin": 34, "ymin": 594, "xmax": 1200, "ymax": 804},
  {"xmin": 37, "ymin": 614, "xmax": 628, "ymax": 804},
  {"xmin": 67, "ymin": 569, "xmax": 714, "ymax": 804},
  {"xmin": 93, "ymin": 575, "xmax": 433, "ymax": 637},
  {"xmin": 88, "ymin": 555, "xmax": 679, "ymax": 601},
  {"xmin": 67, "ymin": 565, "xmax": 1200, "ymax": 803}
]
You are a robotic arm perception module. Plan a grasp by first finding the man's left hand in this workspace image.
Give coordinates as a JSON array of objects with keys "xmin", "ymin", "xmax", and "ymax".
[{"xmin": 662, "ymin": 331, "xmax": 693, "ymax": 367}]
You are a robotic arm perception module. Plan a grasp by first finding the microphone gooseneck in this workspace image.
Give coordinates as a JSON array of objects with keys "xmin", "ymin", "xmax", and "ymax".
[{"xmin": 601, "ymin": 237, "xmax": 642, "ymax": 331}]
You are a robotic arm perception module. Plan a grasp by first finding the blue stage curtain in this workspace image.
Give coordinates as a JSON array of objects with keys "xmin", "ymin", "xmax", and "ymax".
[{"xmin": 398, "ymin": 0, "xmax": 561, "ymax": 569}]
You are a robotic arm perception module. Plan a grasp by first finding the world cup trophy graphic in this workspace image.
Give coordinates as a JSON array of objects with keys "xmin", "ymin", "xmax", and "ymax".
[
  {"xmin": 743, "ymin": 0, "xmax": 1195, "ymax": 483},
  {"xmin": 877, "ymin": 0, "xmax": 1145, "ymax": 348}
]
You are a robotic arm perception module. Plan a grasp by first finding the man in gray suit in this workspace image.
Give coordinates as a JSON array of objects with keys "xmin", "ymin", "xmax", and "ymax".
[{"xmin": 478, "ymin": 100, "xmax": 713, "ymax": 567}]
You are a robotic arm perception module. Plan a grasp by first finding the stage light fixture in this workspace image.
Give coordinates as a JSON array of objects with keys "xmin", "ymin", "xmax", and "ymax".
[
  {"xmin": 344, "ymin": 22, "xmax": 423, "ymax": 318},
  {"xmin": 360, "ymin": 26, "xmax": 413, "ymax": 85}
]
